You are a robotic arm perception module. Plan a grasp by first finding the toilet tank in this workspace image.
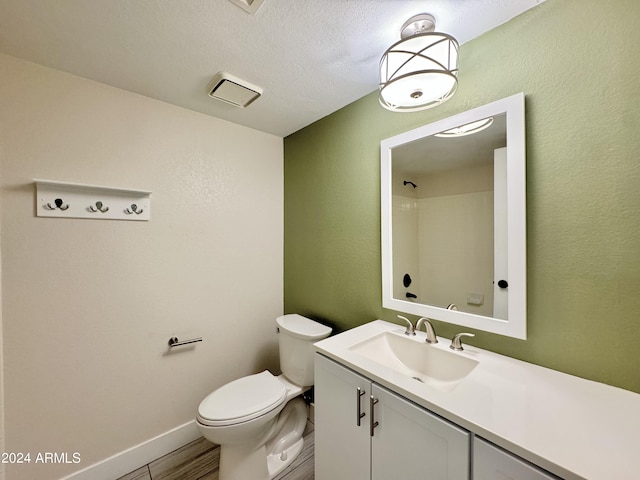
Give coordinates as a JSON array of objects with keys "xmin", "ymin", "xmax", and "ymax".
[{"xmin": 276, "ymin": 314, "xmax": 332, "ymax": 387}]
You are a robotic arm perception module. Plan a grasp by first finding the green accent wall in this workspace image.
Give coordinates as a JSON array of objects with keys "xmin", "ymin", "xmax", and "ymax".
[{"xmin": 284, "ymin": 0, "xmax": 640, "ymax": 393}]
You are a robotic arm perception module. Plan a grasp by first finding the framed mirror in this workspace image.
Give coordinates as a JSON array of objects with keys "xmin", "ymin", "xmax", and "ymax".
[{"xmin": 381, "ymin": 93, "xmax": 526, "ymax": 338}]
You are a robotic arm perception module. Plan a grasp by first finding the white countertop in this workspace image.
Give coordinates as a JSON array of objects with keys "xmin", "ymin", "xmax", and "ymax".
[{"xmin": 314, "ymin": 320, "xmax": 640, "ymax": 480}]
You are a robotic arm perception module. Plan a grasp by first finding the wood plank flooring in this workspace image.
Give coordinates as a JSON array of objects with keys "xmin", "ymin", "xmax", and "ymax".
[{"xmin": 117, "ymin": 421, "xmax": 314, "ymax": 480}]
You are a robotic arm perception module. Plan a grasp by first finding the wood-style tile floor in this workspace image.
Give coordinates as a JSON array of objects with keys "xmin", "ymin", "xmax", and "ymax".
[{"xmin": 117, "ymin": 421, "xmax": 314, "ymax": 480}]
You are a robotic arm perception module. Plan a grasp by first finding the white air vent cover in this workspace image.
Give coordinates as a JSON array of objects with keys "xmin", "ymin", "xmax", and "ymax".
[
  {"xmin": 227, "ymin": 0, "xmax": 265, "ymax": 14},
  {"xmin": 207, "ymin": 72, "xmax": 262, "ymax": 108}
]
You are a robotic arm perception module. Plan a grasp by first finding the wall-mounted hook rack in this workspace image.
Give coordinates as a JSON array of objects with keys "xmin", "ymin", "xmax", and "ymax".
[
  {"xmin": 35, "ymin": 179, "xmax": 151, "ymax": 221},
  {"xmin": 88, "ymin": 201, "xmax": 109, "ymax": 213}
]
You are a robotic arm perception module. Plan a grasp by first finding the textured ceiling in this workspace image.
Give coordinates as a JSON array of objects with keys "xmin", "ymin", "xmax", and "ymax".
[{"xmin": 0, "ymin": 0, "xmax": 545, "ymax": 137}]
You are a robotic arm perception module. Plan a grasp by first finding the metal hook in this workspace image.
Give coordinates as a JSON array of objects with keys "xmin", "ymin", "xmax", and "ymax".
[
  {"xmin": 125, "ymin": 204, "xmax": 143, "ymax": 215},
  {"xmin": 88, "ymin": 201, "xmax": 109, "ymax": 213},
  {"xmin": 45, "ymin": 198, "xmax": 70, "ymax": 210}
]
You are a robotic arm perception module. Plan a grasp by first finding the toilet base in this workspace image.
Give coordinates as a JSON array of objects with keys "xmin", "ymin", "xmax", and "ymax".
[
  {"xmin": 218, "ymin": 436, "xmax": 304, "ymax": 480},
  {"xmin": 266, "ymin": 436, "xmax": 304, "ymax": 478},
  {"xmin": 219, "ymin": 444, "xmax": 270, "ymax": 480},
  {"xmin": 217, "ymin": 398, "xmax": 308, "ymax": 480}
]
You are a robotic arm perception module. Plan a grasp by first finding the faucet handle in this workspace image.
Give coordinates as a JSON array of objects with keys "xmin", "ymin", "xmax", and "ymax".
[
  {"xmin": 450, "ymin": 333, "xmax": 475, "ymax": 351},
  {"xmin": 397, "ymin": 315, "xmax": 415, "ymax": 336}
]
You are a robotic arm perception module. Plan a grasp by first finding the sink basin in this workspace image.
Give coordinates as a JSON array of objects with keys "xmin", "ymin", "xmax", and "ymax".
[{"xmin": 348, "ymin": 331, "xmax": 478, "ymax": 392}]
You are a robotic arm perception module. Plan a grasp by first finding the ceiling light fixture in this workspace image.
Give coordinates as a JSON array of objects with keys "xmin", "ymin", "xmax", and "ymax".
[
  {"xmin": 434, "ymin": 117, "xmax": 494, "ymax": 138},
  {"xmin": 379, "ymin": 13, "xmax": 459, "ymax": 112}
]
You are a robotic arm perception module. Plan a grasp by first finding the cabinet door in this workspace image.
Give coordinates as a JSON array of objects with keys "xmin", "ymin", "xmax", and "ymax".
[
  {"xmin": 473, "ymin": 437, "xmax": 560, "ymax": 480},
  {"xmin": 371, "ymin": 384, "xmax": 470, "ymax": 480},
  {"xmin": 315, "ymin": 354, "xmax": 371, "ymax": 480}
]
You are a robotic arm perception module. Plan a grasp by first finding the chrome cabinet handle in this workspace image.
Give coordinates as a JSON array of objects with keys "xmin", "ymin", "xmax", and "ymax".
[
  {"xmin": 356, "ymin": 387, "xmax": 366, "ymax": 426},
  {"xmin": 370, "ymin": 396, "xmax": 379, "ymax": 436}
]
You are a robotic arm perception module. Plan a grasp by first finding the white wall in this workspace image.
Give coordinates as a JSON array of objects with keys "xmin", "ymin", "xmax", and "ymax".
[
  {"xmin": 0, "ymin": 181, "xmax": 4, "ymax": 480},
  {"xmin": 0, "ymin": 54, "xmax": 283, "ymax": 480}
]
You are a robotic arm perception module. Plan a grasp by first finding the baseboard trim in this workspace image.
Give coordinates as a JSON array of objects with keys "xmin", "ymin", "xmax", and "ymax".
[{"xmin": 60, "ymin": 420, "xmax": 201, "ymax": 480}]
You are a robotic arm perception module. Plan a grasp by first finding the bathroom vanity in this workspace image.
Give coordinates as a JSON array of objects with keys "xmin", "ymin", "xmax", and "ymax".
[{"xmin": 314, "ymin": 320, "xmax": 640, "ymax": 480}]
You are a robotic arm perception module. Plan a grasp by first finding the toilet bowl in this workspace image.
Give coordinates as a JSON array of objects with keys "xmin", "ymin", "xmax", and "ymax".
[{"xmin": 196, "ymin": 314, "xmax": 332, "ymax": 480}]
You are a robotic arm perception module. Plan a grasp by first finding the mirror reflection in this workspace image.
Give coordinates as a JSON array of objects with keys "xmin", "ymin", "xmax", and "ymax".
[
  {"xmin": 380, "ymin": 93, "xmax": 526, "ymax": 339},
  {"xmin": 391, "ymin": 113, "xmax": 508, "ymax": 319}
]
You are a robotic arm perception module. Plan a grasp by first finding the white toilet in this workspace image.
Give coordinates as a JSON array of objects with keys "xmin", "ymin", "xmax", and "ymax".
[{"xmin": 196, "ymin": 314, "xmax": 332, "ymax": 480}]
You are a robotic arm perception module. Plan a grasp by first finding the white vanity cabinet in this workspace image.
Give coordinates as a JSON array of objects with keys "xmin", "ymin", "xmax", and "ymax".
[
  {"xmin": 314, "ymin": 320, "xmax": 640, "ymax": 480},
  {"xmin": 315, "ymin": 354, "xmax": 470, "ymax": 480},
  {"xmin": 473, "ymin": 438, "xmax": 559, "ymax": 480}
]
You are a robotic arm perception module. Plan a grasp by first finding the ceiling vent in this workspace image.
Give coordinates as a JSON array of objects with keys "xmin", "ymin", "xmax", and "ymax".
[
  {"xmin": 227, "ymin": 0, "xmax": 265, "ymax": 14},
  {"xmin": 207, "ymin": 72, "xmax": 262, "ymax": 108}
]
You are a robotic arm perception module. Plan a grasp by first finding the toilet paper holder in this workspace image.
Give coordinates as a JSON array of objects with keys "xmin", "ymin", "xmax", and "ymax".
[{"xmin": 168, "ymin": 336, "xmax": 203, "ymax": 347}]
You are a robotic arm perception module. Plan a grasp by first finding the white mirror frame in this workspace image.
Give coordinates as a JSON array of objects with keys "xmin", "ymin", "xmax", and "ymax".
[{"xmin": 381, "ymin": 93, "xmax": 526, "ymax": 339}]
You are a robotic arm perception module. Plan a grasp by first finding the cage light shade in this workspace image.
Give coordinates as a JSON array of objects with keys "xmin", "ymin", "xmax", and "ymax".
[{"xmin": 379, "ymin": 33, "xmax": 459, "ymax": 112}]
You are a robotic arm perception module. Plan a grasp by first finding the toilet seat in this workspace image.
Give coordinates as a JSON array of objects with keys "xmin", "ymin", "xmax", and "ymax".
[{"xmin": 197, "ymin": 371, "xmax": 287, "ymax": 427}]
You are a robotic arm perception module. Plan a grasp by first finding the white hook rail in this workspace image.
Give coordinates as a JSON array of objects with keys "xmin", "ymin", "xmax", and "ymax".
[{"xmin": 35, "ymin": 179, "xmax": 151, "ymax": 221}]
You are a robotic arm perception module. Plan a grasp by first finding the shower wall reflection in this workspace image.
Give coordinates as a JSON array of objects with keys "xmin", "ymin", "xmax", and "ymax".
[{"xmin": 392, "ymin": 158, "xmax": 499, "ymax": 318}]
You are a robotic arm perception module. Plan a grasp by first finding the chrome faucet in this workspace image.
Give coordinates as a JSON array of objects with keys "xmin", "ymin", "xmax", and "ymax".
[
  {"xmin": 416, "ymin": 317, "xmax": 438, "ymax": 344},
  {"xmin": 397, "ymin": 315, "xmax": 415, "ymax": 336}
]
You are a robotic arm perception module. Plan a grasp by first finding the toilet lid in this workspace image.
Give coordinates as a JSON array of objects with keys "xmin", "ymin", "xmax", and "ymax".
[
  {"xmin": 276, "ymin": 314, "xmax": 332, "ymax": 340},
  {"xmin": 197, "ymin": 371, "xmax": 286, "ymax": 426}
]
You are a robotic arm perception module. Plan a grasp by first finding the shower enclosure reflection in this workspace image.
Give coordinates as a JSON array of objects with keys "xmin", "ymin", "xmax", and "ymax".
[{"xmin": 391, "ymin": 113, "xmax": 507, "ymax": 319}]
